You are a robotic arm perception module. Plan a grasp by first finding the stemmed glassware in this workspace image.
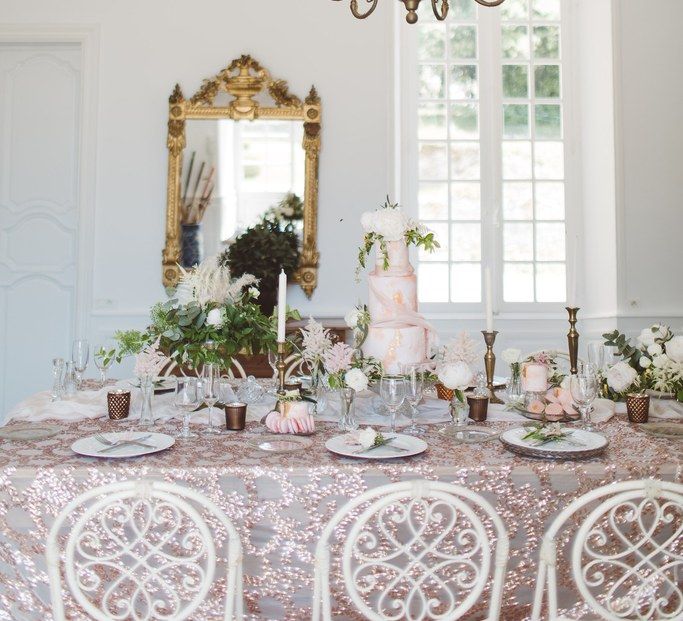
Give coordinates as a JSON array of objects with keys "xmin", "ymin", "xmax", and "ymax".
[
  {"xmin": 175, "ymin": 377, "xmax": 199, "ymax": 439},
  {"xmin": 380, "ymin": 375, "xmax": 406, "ymax": 433},
  {"xmin": 267, "ymin": 350, "xmax": 278, "ymax": 380},
  {"xmin": 570, "ymin": 371, "xmax": 599, "ymax": 432},
  {"xmin": 93, "ymin": 345, "xmax": 113, "ymax": 388},
  {"xmin": 51, "ymin": 358, "xmax": 65, "ymax": 401},
  {"xmin": 202, "ymin": 364, "xmax": 222, "ymax": 435},
  {"xmin": 587, "ymin": 342, "xmax": 606, "ymax": 372},
  {"xmin": 402, "ymin": 363, "xmax": 426, "ymax": 436},
  {"xmin": 71, "ymin": 339, "xmax": 89, "ymax": 390}
]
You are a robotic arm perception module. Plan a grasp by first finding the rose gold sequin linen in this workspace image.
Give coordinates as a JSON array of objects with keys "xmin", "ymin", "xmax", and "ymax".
[{"xmin": 0, "ymin": 417, "xmax": 679, "ymax": 620}]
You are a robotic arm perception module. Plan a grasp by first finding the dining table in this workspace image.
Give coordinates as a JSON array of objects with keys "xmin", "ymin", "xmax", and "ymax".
[{"xmin": 0, "ymin": 383, "xmax": 681, "ymax": 620}]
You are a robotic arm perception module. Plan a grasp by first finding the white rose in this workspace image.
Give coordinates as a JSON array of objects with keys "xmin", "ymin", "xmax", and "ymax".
[
  {"xmin": 637, "ymin": 328, "xmax": 655, "ymax": 348},
  {"xmin": 345, "ymin": 368, "xmax": 369, "ymax": 392},
  {"xmin": 666, "ymin": 335, "xmax": 683, "ymax": 363},
  {"xmin": 652, "ymin": 354, "xmax": 670, "ymax": 369},
  {"xmin": 501, "ymin": 348, "xmax": 522, "ymax": 365},
  {"xmin": 360, "ymin": 211, "xmax": 377, "ymax": 233},
  {"xmin": 344, "ymin": 308, "xmax": 361, "ymax": 329},
  {"xmin": 358, "ymin": 427, "xmax": 377, "ymax": 450},
  {"xmin": 647, "ymin": 343, "xmax": 662, "ymax": 356},
  {"xmin": 639, "ymin": 356, "xmax": 651, "ymax": 369},
  {"xmin": 437, "ymin": 361, "xmax": 474, "ymax": 391},
  {"xmin": 606, "ymin": 361, "xmax": 638, "ymax": 393},
  {"xmin": 248, "ymin": 287, "xmax": 260, "ymax": 299},
  {"xmin": 206, "ymin": 308, "xmax": 224, "ymax": 327}
]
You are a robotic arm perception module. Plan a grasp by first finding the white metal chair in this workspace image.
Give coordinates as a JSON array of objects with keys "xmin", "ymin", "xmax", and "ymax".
[
  {"xmin": 161, "ymin": 358, "xmax": 247, "ymax": 379},
  {"xmin": 46, "ymin": 480, "xmax": 243, "ymax": 620},
  {"xmin": 313, "ymin": 480, "xmax": 509, "ymax": 620},
  {"xmin": 531, "ymin": 479, "xmax": 683, "ymax": 621}
]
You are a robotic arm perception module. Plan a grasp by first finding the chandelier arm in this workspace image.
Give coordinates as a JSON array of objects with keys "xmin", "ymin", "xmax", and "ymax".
[
  {"xmin": 431, "ymin": 0, "xmax": 449, "ymax": 20},
  {"xmin": 350, "ymin": 0, "xmax": 379, "ymax": 18},
  {"xmin": 474, "ymin": 0, "xmax": 507, "ymax": 6}
]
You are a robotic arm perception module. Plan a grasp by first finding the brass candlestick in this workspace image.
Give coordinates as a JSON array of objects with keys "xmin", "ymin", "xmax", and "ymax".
[
  {"xmin": 482, "ymin": 331, "xmax": 504, "ymax": 404},
  {"xmin": 276, "ymin": 341, "xmax": 287, "ymax": 394},
  {"xmin": 566, "ymin": 307, "xmax": 580, "ymax": 375}
]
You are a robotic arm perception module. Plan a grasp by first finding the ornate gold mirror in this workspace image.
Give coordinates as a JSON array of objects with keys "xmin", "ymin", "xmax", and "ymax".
[{"xmin": 162, "ymin": 55, "xmax": 321, "ymax": 300}]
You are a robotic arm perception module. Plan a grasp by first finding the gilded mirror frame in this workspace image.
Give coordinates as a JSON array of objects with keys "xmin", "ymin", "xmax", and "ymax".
[{"xmin": 162, "ymin": 55, "xmax": 321, "ymax": 297}]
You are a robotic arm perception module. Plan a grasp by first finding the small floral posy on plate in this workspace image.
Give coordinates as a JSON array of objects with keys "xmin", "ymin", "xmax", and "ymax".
[
  {"xmin": 345, "ymin": 427, "xmax": 405, "ymax": 454},
  {"xmin": 521, "ymin": 422, "xmax": 583, "ymax": 447}
]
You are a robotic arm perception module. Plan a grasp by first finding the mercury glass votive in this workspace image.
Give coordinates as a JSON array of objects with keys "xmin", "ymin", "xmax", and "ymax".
[
  {"xmin": 224, "ymin": 402, "xmax": 247, "ymax": 431},
  {"xmin": 107, "ymin": 389, "xmax": 131, "ymax": 420},
  {"xmin": 467, "ymin": 395, "xmax": 489, "ymax": 422}
]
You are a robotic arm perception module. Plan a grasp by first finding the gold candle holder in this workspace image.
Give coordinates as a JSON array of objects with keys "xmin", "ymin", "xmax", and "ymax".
[
  {"xmin": 566, "ymin": 307, "xmax": 580, "ymax": 375},
  {"xmin": 276, "ymin": 341, "xmax": 287, "ymax": 394},
  {"xmin": 482, "ymin": 331, "xmax": 504, "ymax": 404}
]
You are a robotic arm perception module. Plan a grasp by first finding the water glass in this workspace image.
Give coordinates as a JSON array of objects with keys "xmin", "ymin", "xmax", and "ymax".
[
  {"xmin": 64, "ymin": 361, "xmax": 78, "ymax": 397},
  {"xmin": 72, "ymin": 339, "xmax": 89, "ymax": 390},
  {"xmin": 402, "ymin": 363, "xmax": 426, "ymax": 435},
  {"xmin": 202, "ymin": 364, "xmax": 222, "ymax": 435},
  {"xmin": 93, "ymin": 345, "xmax": 113, "ymax": 388},
  {"xmin": 51, "ymin": 358, "xmax": 65, "ymax": 401},
  {"xmin": 570, "ymin": 373, "xmax": 599, "ymax": 432},
  {"xmin": 175, "ymin": 377, "xmax": 199, "ymax": 439},
  {"xmin": 587, "ymin": 342, "xmax": 606, "ymax": 371},
  {"xmin": 380, "ymin": 375, "xmax": 406, "ymax": 433}
]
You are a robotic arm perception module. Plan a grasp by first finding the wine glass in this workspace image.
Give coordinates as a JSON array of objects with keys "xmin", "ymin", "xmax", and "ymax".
[
  {"xmin": 267, "ymin": 350, "xmax": 278, "ymax": 380},
  {"xmin": 72, "ymin": 339, "xmax": 89, "ymax": 390},
  {"xmin": 93, "ymin": 345, "xmax": 113, "ymax": 388},
  {"xmin": 587, "ymin": 342, "xmax": 606, "ymax": 371},
  {"xmin": 570, "ymin": 373, "xmax": 599, "ymax": 432},
  {"xmin": 380, "ymin": 375, "xmax": 406, "ymax": 433},
  {"xmin": 175, "ymin": 377, "xmax": 199, "ymax": 439},
  {"xmin": 402, "ymin": 363, "xmax": 426, "ymax": 436},
  {"xmin": 202, "ymin": 364, "xmax": 222, "ymax": 435}
]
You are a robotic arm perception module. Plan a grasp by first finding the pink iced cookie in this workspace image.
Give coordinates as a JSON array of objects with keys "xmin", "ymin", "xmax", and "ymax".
[
  {"xmin": 528, "ymin": 400, "xmax": 545, "ymax": 415},
  {"xmin": 544, "ymin": 402, "xmax": 564, "ymax": 421},
  {"xmin": 265, "ymin": 402, "xmax": 315, "ymax": 434}
]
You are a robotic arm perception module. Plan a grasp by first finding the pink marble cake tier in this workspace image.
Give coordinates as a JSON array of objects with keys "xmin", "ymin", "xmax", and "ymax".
[
  {"xmin": 362, "ymin": 325, "xmax": 427, "ymax": 375},
  {"xmin": 368, "ymin": 273, "xmax": 418, "ymax": 323}
]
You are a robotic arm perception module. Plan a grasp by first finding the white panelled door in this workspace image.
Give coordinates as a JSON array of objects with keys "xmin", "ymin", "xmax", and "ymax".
[{"xmin": 0, "ymin": 43, "xmax": 82, "ymax": 416}]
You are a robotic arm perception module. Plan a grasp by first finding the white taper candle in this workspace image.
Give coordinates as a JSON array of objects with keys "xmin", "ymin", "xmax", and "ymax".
[
  {"xmin": 568, "ymin": 234, "xmax": 578, "ymax": 307},
  {"xmin": 277, "ymin": 269, "xmax": 287, "ymax": 342},
  {"xmin": 484, "ymin": 267, "xmax": 493, "ymax": 332}
]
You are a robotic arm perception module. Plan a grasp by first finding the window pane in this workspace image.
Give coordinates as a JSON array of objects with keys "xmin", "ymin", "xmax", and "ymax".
[
  {"xmin": 451, "ymin": 183, "xmax": 481, "ymax": 219},
  {"xmin": 535, "ymin": 182, "xmax": 565, "ymax": 219},
  {"xmin": 502, "ymin": 26, "xmax": 529, "ymax": 59},
  {"xmin": 418, "ymin": 103, "xmax": 447, "ymax": 139},
  {"xmin": 503, "ymin": 104, "xmax": 529, "ymax": 138},
  {"xmin": 534, "ymin": 65, "xmax": 561, "ymax": 98},
  {"xmin": 420, "ymin": 65, "xmax": 446, "ymax": 99},
  {"xmin": 419, "ymin": 182, "xmax": 449, "ymax": 220},
  {"xmin": 534, "ymin": 141, "xmax": 564, "ymax": 179},
  {"xmin": 503, "ymin": 141, "xmax": 532, "ymax": 179},
  {"xmin": 504, "ymin": 222, "xmax": 534, "ymax": 260},
  {"xmin": 451, "ymin": 223, "xmax": 481, "ymax": 261},
  {"xmin": 536, "ymin": 263, "xmax": 566, "ymax": 302},
  {"xmin": 535, "ymin": 104, "xmax": 562, "ymax": 138},
  {"xmin": 450, "ymin": 65, "xmax": 478, "ymax": 99},
  {"xmin": 419, "ymin": 24, "xmax": 446, "ymax": 60},
  {"xmin": 451, "ymin": 0, "xmax": 476, "ymax": 20},
  {"xmin": 420, "ymin": 222, "xmax": 449, "ymax": 261},
  {"xmin": 533, "ymin": 26, "xmax": 560, "ymax": 59},
  {"xmin": 504, "ymin": 263, "xmax": 534, "ymax": 302},
  {"xmin": 450, "ymin": 143, "xmax": 480, "ymax": 179},
  {"xmin": 451, "ymin": 264, "xmax": 481, "ymax": 302},
  {"xmin": 503, "ymin": 182, "xmax": 533, "ymax": 220},
  {"xmin": 533, "ymin": 0, "xmax": 561, "ymax": 20},
  {"xmin": 419, "ymin": 264, "xmax": 449, "ymax": 302},
  {"xmin": 450, "ymin": 103, "xmax": 479, "ymax": 138},
  {"xmin": 536, "ymin": 222, "xmax": 565, "ymax": 261},
  {"xmin": 419, "ymin": 143, "xmax": 448, "ymax": 179},
  {"xmin": 450, "ymin": 25, "xmax": 477, "ymax": 59},
  {"xmin": 501, "ymin": 0, "xmax": 528, "ymax": 20},
  {"xmin": 502, "ymin": 65, "xmax": 529, "ymax": 98}
]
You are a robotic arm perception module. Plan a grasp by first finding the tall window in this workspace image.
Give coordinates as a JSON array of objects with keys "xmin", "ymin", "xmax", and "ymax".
[{"xmin": 410, "ymin": 0, "xmax": 568, "ymax": 309}]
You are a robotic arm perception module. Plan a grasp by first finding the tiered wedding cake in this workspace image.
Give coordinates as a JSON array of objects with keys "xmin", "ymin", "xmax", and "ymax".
[{"xmin": 358, "ymin": 201, "xmax": 438, "ymax": 374}]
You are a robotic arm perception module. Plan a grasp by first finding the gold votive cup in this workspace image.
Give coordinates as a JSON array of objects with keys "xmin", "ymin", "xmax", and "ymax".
[
  {"xmin": 435, "ymin": 383, "xmax": 455, "ymax": 402},
  {"xmin": 626, "ymin": 393, "xmax": 649, "ymax": 423},
  {"xmin": 284, "ymin": 377, "xmax": 303, "ymax": 394},
  {"xmin": 224, "ymin": 402, "xmax": 247, "ymax": 431},
  {"xmin": 107, "ymin": 389, "xmax": 131, "ymax": 420},
  {"xmin": 467, "ymin": 395, "xmax": 489, "ymax": 422}
]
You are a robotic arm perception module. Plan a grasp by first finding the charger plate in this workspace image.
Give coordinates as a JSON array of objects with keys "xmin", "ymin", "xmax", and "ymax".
[
  {"xmin": 0, "ymin": 424, "xmax": 61, "ymax": 441},
  {"xmin": 249, "ymin": 435, "xmax": 313, "ymax": 453},
  {"xmin": 500, "ymin": 427, "xmax": 608, "ymax": 460},
  {"xmin": 639, "ymin": 422, "xmax": 683, "ymax": 439},
  {"xmin": 440, "ymin": 425, "xmax": 500, "ymax": 444}
]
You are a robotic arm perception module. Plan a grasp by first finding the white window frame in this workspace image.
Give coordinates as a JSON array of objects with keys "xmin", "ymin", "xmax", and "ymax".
[{"xmin": 398, "ymin": 0, "xmax": 579, "ymax": 321}]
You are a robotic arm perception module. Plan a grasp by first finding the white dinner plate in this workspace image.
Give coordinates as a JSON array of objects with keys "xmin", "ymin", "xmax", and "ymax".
[
  {"xmin": 71, "ymin": 432, "xmax": 175, "ymax": 458},
  {"xmin": 500, "ymin": 427, "xmax": 608, "ymax": 460},
  {"xmin": 325, "ymin": 433, "xmax": 427, "ymax": 460}
]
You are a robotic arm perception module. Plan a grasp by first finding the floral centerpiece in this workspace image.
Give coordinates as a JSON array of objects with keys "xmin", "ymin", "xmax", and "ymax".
[
  {"xmin": 430, "ymin": 331, "xmax": 479, "ymax": 401},
  {"xmin": 356, "ymin": 197, "xmax": 439, "ymax": 278},
  {"xmin": 345, "ymin": 303, "xmax": 371, "ymax": 349},
  {"xmin": 603, "ymin": 324, "xmax": 683, "ymax": 401},
  {"xmin": 115, "ymin": 255, "xmax": 298, "ymax": 373}
]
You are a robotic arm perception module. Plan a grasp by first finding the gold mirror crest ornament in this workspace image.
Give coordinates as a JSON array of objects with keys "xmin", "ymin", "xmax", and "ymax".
[
  {"xmin": 332, "ymin": 0, "xmax": 505, "ymax": 23},
  {"xmin": 163, "ymin": 55, "xmax": 322, "ymax": 297}
]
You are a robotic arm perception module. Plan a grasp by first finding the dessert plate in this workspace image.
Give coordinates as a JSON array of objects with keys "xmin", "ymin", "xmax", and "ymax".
[
  {"xmin": 639, "ymin": 422, "xmax": 683, "ymax": 439},
  {"xmin": 500, "ymin": 427, "xmax": 608, "ymax": 460},
  {"xmin": 0, "ymin": 424, "xmax": 61, "ymax": 441},
  {"xmin": 249, "ymin": 435, "xmax": 313, "ymax": 453},
  {"xmin": 72, "ymin": 432, "xmax": 174, "ymax": 458},
  {"xmin": 325, "ymin": 433, "xmax": 427, "ymax": 459}
]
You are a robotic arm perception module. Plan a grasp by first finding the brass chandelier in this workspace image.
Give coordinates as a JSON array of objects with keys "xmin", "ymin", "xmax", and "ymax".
[{"xmin": 334, "ymin": 0, "xmax": 506, "ymax": 24}]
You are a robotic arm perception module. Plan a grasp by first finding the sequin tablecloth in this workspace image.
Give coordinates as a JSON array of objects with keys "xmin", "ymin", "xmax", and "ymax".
[{"xmin": 0, "ymin": 416, "xmax": 680, "ymax": 620}]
